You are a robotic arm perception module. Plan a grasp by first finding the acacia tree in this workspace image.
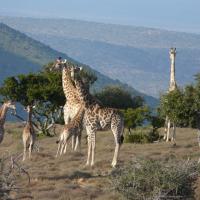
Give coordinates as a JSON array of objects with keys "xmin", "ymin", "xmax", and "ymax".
[
  {"xmin": 0, "ymin": 71, "xmax": 64, "ymax": 136},
  {"xmin": 0, "ymin": 62, "xmax": 98, "ymax": 136}
]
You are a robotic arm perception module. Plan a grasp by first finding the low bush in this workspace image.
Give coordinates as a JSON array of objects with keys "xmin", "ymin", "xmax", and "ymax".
[
  {"xmin": 0, "ymin": 154, "xmax": 30, "ymax": 199},
  {"xmin": 124, "ymin": 128, "xmax": 159, "ymax": 144},
  {"xmin": 111, "ymin": 159, "xmax": 200, "ymax": 200}
]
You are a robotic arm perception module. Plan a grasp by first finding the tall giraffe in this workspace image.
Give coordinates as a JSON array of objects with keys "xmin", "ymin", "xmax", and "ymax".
[
  {"xmin": 0, "ymin": 100, "xmax": 16, "ymax": 144},
  {"xmin": 54, "ymin": 58, "xmax": 83, "ymax": 150},
  {"xmin": 164, "ymin": 48, "xmax": 177, "ymax": 143},
  {"xmin": 72, "ymin": 76, "xmax": 124, "ymax": 167}
]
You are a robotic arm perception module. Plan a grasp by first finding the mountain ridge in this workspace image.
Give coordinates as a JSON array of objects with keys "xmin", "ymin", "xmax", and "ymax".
[
  {"xmin": 1, "ymin": 17, "xmax": 198, "ymax": 97},
  {"xmin": 0, "ymin": 22, "xmax": 157, "ymax": 107},
  {"xmin": 1, "ymin": 16, "xmax": 200, "ymax": 49}
]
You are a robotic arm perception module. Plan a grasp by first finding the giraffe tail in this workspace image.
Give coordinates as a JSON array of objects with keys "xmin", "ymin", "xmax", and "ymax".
[
  {"xmin": 56, "ymin": 140, "xmax": 60, "ymax": 144},
  {"xmin": 120, "ymin": 135, "xmax": 124, "ymax": 144}
]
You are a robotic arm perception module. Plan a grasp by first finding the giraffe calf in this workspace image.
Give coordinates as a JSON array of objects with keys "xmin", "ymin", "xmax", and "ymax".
[
  {"xmin": 56, "ymin": 107, "xmax": 85, "ymax": 157},
  {"xmin": 22, "ymin": 105, "xmax": 36, "ymax": 161}
]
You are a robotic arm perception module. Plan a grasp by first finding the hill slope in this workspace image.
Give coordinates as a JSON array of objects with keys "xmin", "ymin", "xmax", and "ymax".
[
  {"xmin": 1, "ymin": 17, "xmax": 200, "ymax": 97},
  {"xmin": 0, "ymin": 23, "xmax": 157, "ymax": 106}
]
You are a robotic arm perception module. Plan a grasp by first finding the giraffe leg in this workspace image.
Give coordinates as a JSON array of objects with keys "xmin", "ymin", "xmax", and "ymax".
[
  {"xmin": 63, "ymin": 141, "xmax": 68, "ymax": 154},
  {"xmin": 23, "ymin": 140, "xmax": 27, "ymax": 161},
  {"xmin": 111, "ymin": 116, "xmax": 124, "ymax": 167},
  {"xmin": 86, "ymin": 134, "xmax": 92, "ymax": 166},
  {"xmin": 171, "ymin": 123, "xmax": 176, "ymax": 145},
  {"xmin": 56, "ymin": 141, "xmax": 61, "ymax": 157},
  {"xmin": 91, "ymin": 133, "xmax": 96, "ymax": 166},
  {"xmin": 60, "ymin": 140, "xmax": 66, "ymax": 155},
  {"xmin": 166, "ymin": 120, "xmax": 171, "ymax": 142},
  {"xmin": 74, "ymin": 133, "xmax": 81, "ymax": 151},
  {"xmin": 29, "ymin": 140, "xmax": 33, "ymax": 159},
  {"xmin": 163, "ymin": 117, "xmax": 168, "ymax": 140},
  {"xmin": 112, "ymin": 143, "xmax": 120, "ymax": 168},
  {"xmin": 71, "ymin": 135, "xmax": 75, "ymax": 151},
  {"xmin": 56, "ymin": 133, "xmax": 63, "ymax": 157},
  {"xmin": 78, "ymin": 134, "xmax": 82, "ymax": 152}
]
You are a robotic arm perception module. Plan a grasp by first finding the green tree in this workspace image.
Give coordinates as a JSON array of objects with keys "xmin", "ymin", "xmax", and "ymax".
[
  {"xmin": 0, "ymin": 62, "xmax": 98, "ymax": 136},
  {"xmin": 123, "ymin": 106, "xmax": 150, "ymax": 134},
  {"xmin": 95, "ymin": 86, "xmax": 144, "ymax": 109},
  {"xmin": 0, "ymin": 71, "xmax": 64, "ymax": 136},
  {"xmin": 159, "ymin": 89, "xmax": 185, "ymax": 126}
]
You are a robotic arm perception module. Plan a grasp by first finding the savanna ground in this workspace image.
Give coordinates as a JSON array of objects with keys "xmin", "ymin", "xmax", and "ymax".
[{"xmin": 1, "ymin": 123, "xmax": 200, "ymax": 200}]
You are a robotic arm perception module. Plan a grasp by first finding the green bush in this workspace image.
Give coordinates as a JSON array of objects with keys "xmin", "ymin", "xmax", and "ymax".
[
  {"xmin": 124, "ymin": 128, "xmax": 159, "ymax": 144},
  {"xmin": 111, "ymin": 159, "xmax": 200, "ymax": 200}
]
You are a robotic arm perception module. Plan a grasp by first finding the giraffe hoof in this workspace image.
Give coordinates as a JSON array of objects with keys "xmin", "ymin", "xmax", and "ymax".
[{"xmin": 111, "ymin": 162, "xmax": 117, "ymax": 168}]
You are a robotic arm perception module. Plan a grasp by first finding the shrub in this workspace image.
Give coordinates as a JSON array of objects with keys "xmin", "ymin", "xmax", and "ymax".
[
  {"xmin": 0, "ymin": 154, "xmax": 30, "ymax": 199},
  {"xmin": 124, "ymin": 128, "xmax": 159, "ymax": 144},
  {"xmin": 111, "ymin": 159, "xmax": 200, "ymax": 200}
]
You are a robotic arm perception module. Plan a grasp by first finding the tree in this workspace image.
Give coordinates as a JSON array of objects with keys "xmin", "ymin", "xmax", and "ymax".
[
  {"xmin": 95, "ymin": 86, "xmax": 144, "ymax": 109},
  {"xmin": 0, "ymin": 71, "xmax": 65, "ymax": 136},
  {"xmin": 159, "ymin": 89, "xmax": 185, "ymax": 126},
  {"xmin": 123, "ymin": 106, "xmax": 150, "ymax": 134},
  {"xmin": 0, "ymin": 62, "xmax": 98, "ymax": 136}
]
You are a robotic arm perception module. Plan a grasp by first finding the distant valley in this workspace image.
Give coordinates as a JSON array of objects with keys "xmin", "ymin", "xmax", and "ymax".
[{"xmin": 1, "ymin": 17, "xmax": 199, "ymax": 97}]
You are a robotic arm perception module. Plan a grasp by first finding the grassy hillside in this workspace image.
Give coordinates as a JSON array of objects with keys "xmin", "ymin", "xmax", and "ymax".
[
  {"xmin": 0, "ymin": 23, "xmax": 157, "ymax": 106},
  {"xmin": 1, "ymin": 17, "xmax": 200, "ymax": 97}
]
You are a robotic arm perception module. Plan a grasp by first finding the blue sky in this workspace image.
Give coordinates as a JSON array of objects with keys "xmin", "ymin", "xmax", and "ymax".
[{"xmin": 0, "ymin": 0, "xmax": 199, "ymax": 32}]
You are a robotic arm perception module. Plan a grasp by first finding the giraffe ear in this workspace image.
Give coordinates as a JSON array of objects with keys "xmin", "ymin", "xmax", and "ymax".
[{"xmin": 62, "ymin": 59, "xmax": 67, "ymax": 64}]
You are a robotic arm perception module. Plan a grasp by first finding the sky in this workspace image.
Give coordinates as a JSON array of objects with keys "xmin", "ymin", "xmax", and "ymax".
[{"xmin": 0, "ymin": 0, "xmax": 199, "ymax": 33}]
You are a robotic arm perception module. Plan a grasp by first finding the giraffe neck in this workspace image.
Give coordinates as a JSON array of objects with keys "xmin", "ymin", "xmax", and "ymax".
[
  {"xmin": 62, "ymin": 67, "xmax": 79, "ymax": 103},
  {"xmin": 27, "ymin": 108, "xmax": 33, "ymax": 126},
  {"xmin": 169, "ymin": 54, "xmax": 177, "ymax": 91},
  {"xmin": 0, "ymin": 104, "xmax": 8, "ymax": 126},
  {"xmin": 75, "ymin": 79, "xmax": 97, "ymax": 108}
]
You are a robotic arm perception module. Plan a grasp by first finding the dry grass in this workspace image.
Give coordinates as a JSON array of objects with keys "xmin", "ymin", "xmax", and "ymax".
[{"xmin": 1, "ymin": 122, "xmax": 200, "ymax": 199}]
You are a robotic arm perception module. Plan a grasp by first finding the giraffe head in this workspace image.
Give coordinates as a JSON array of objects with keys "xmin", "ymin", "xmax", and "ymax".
[
  {"xmin": 4, "ymin": 100, "xmax": 16, "ymax": 114},
  {"xmin": 25, "ymin": 105, "xmax": 35, "ymax": 113},
  {"xmin": 169, "ymin": 48, "xmax": 176, "ymax": 60},
  {"xmin": 53, "ymin": 57, "xmax": 83, "ymax": 79}
]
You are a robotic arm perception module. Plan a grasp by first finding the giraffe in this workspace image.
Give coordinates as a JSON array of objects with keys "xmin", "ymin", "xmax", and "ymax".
[
  {"xmin": 0, "ymin": 100, "xmax": 16, "ymax": 144},
  {"xmin": 56, "ymin": 105, "xmax": 85, "ymax": 157},
  {"xmin": 54, "ymin": 58, "xmax": 83, "ymax": 151},
  {"xmin": 56, "ymin": 75, "xmax": 102, "ymax": 156},
  {"xmin": 22, "ymin": 105, "xmax": 36, "ymax": 161},
  {"xmin": 164, "ymin": 48, "xmax": 177, "ymax": 144},
  {"xmin": 72, "ymin": 76, "xmax": 124, "ymax": 167}
]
